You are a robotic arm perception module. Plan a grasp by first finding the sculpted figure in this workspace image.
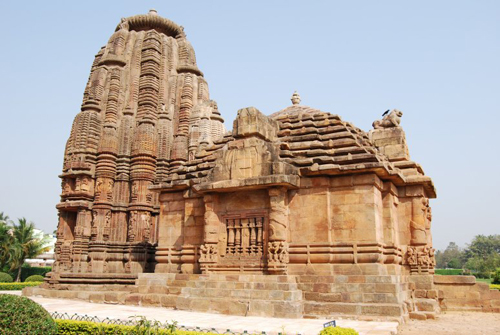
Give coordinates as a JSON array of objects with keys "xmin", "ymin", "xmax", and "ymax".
[
  {"xmin": 268, "ymin": 241, "xmax": 289, "ymax": 263},
  {"xmin": 406, "ymin": 246, "xmax": 417, "ymax": 265},
  {"xmin": 95, "ymin": 179, "xmax": 103, "ymax": 197},
  {"xmin": 80, "ymin": 177, "xmax": 89, "ymax": 192},
  {"xmin": 199, "ymin": 244, "xmax": 218, "ymax": 262},
  {"xmin": 429, "ymin": 247, "xmax": 436, "ymax": 267},
  {"xmin": 106, "ymin": 180, "xmax": 114, "ymax": 201},
  {"xmin": 61, "ymin": 179, "xmax": 71, "ymax": 194},
  {"xmin": 131, "ymin": 182, "xmax": 138, "ymax": 201},
  {"xmin": 372, "ymin": 109, "xmax": 403, "ymax": 129}
]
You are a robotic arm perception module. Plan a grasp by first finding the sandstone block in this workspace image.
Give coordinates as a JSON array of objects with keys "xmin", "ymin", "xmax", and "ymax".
[
  {"xmin": 414, "ymin": 289, "xmax": 427, "ymax": 298},
  {"xmin": 409, "ymin": 311, "xmax": 427, "ymax": 320},
  {"xmin": 434, "ymin": 275, "xmax": 475, "ymax": 285},
  {"xmin": 248, "ymin": 300, "xmax": 274, "ymax": 317},
  {"xmin": 160, "ymin": 295, "xmax": 177, "ymax": 308},
  {"xmin": 124, "ymin": 294, "xmax": 141, "ymax": 305},
  {"xmin": 361, "ymin": 304, "xmax": 403, "ymax": 316},
  {"xmin": 426, "ymin": 290, "xmax": 438, "ymax": 299},
  {"xmin": 142, "ymin": 294, "xmax": 161, "ymax": 306},
  {"xmin": 415, "ymin": 299, "xmax": 439, "ymax": 312}
]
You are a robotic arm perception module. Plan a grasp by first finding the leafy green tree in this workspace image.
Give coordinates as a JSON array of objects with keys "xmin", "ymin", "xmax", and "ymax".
[
  {"xmin": 435, "ymin": 242, "xmax": 464, "ymax": 269},
  {"xmin": 10, "ymin": 218, "xmax": 51, "ymax": 282},
  {"xmin": 463, "ymin": 235, "xmax": 500, "ymax": 276},
  {"xmin": 463, "ymin": 235, "xmax": 500, "ymax": 259}
]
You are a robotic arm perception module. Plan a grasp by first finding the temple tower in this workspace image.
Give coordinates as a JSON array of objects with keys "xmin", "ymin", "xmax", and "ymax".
[{"xmin": 54, "ymin": 10, "xmax": 225, "ymax": 281}]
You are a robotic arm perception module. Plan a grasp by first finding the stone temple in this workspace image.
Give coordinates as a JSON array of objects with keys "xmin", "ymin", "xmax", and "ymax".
[{"xmin": 26, "ymin": 10, "xmax": 500, "ymax": 321}]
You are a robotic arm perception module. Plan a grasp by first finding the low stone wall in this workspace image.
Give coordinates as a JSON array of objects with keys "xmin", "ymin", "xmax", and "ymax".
[{"xmin": 434, "ymin": 275, "xmax": 500, "ymax": 312}]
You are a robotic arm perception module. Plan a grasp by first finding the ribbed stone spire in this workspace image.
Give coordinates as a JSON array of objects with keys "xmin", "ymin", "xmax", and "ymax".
[{"xmin": 54, "ymin": 11, "xmax": 225, "ymax": 276}]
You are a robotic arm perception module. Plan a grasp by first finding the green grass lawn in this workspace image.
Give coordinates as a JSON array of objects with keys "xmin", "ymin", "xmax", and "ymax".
[{"xmin": 475, "ymin": 278, "xmax": 492, "ymax": 284}]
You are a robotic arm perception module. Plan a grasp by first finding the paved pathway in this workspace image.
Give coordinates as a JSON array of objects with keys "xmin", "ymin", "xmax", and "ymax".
[{"xmin": 1, "ymin": 291, "xmax": 397, "ymax": 335}]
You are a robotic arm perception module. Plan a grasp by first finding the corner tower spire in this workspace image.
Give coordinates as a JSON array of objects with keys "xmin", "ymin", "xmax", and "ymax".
[{"xmin": 55, "ymin": 11, "xmax": 225, "ymax": 277}]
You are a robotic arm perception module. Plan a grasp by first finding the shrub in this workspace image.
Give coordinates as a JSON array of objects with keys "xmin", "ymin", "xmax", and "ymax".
[
  {"xmin": 434, "ymin": 269, "xmax": 462, "ymax": 276},
  {"xmin": 319, "ymin": 327, "xmax": 359, "ymax": 335},
  {"xmin": 0, "ymin": 272, "xmax": 13, "ymax": 283},
  {"xmin": 25, "ymin": 274, "xmax": 45, "ymax": 282},
  {"xmin": 20, "ymin": 265, "xmax": 51, "ymax": 282},
  {"xmin": 490, "ymin": 284, "xmax": 500, "ymax": 290},
  {"xmin": 56, "ymin": 319, "xmax": 219, "ymax": 334},
  {"xmin": 0, "ymin": 294, "xmax": 57, "ymax": 334},
  {"xmin": 492, "ymin": 268, "xmax": 500, "ymax": 284},
  {"xmin": 473, "ymin": 271, "xmax": 492, "ymax": 279},
  {"xmin": 0, "ymin": 282, "xmax": 42, "ymax": 290}
]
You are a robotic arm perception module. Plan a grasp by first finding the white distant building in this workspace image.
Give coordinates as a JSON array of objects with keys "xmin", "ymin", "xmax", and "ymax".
[{"xmin": 24, "ymin": 229, "xmax": 57, "ymax": 267}]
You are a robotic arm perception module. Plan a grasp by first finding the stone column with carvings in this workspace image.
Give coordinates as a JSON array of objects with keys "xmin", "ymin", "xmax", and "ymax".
[
  {"xmin": 407, "ymin": 196, "xmax": 435, "ymax": 274},
  {"xmin": 199, "ymin": 194, "xmax": 219, "ymax": 272},
  {"xmin": 267, "ymin": 187, "xmax": 289, "ymax": 274}
]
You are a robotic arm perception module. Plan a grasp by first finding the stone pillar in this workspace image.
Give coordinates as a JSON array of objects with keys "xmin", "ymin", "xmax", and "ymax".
[
  {"xmin": 406, "ymin": 195, "xmax": 435, "ymax": 274},
  {"xmin": 199, "ymin": 194, "xmax": 219, "ymax": 272},
  {"xmin": 267, "ymin": 187, "xmax": 289, "ymax": 274}
]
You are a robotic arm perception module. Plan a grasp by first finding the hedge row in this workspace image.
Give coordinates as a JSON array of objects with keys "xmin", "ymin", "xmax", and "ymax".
[
  {"xmin": 0, "ymin": 282, "xmax": 42, "ymax": 290},
  {"xmin": 319, "ymin": 327, "xmax": 359, "ymax": 335},
  {"xmin": 20, "ymin": 266, "xmax": 51, "ymax": 282},
  {"xmin": 434, "ymin": 269, "xmax": 463, "ymax": 275},
  {"xmin": 55, "ymin": 320, "xmax": 360, "ymax": 335},
  {"xmin": 0, "ymin": 294, "xmax": 58, "ymax": 334},
  {"xmin": 55, "ymin": 320, "xmax": 218, "ymax": 335},
  {"xmin": 491, "ymin": 284, "xmax": 500, "ymax": 290}
]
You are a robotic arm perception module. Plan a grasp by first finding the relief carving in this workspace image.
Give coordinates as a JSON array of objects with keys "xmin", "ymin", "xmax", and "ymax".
[
  {"xmin": 410, "ymin": 197, "xmax": 431, "ymax": 245},
  {"xmin": 199, "ymin": 244, "xmax": 218, "ymax": 262},
  {"xmin": 406, "ymin": 246, "xmax": 435, "ymax": 274},
  {"xmin": 268, "ymin": 188, "xmax": 288, "ymax": 241},
  {"xmin": 103, "ymin": 210, "xmax": 111, "ymax": 241},
  {"xmin": 127, "ymin": 211, "xmax": 137, "ymax": 242},
  {"xmin": 268, "ymin": 241, "xmax": 289, "ymax": 264}
]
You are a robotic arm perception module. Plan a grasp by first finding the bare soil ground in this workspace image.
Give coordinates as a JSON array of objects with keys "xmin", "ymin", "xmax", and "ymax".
[{"xmin": 398, "ymin": 311, "xmax": 500, "ymax": 335}]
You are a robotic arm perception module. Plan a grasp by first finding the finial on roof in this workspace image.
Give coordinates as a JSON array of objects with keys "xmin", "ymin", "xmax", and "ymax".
[
  {"xmin": 149, "ymin": 9, "xmax": 158, "ymax": 15},
  {"xmin": 291, "ymin": 91, "xmax": 301, "ymax": 105}
]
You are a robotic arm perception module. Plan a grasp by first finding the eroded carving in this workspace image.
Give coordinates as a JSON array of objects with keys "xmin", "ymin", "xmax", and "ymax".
[
  {"xmin": 199, "ymin": 244, "xmax": 218, "ymax": 262},
  {"xmin": 268, "ymin": 241, "xmax": 289, "ymax": 264},
  {"xmin": 372, "ymin": 109, "xmax": 403, "ymax": 129}
]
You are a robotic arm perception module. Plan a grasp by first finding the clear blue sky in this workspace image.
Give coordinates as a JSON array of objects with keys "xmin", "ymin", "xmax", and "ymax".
[{"xmin": 0, "ymin": 1, "xmax": 498, "ymax": 250}]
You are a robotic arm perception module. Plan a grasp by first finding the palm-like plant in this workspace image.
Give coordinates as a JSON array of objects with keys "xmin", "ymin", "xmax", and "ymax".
[
  {"xmin": 0, "ymin": 212, "xmax": 11, "ymax": 225},
  {"xmin": 10, "ymin": 218, "xmax": 51, "ymax": 282},
  {"xmin": 0, "ymin": 220, "xmax": 14, "ymax": 270}
]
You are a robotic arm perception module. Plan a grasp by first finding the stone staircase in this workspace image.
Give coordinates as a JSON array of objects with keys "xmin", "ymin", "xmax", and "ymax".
[
  {"xmin": 25, "ymin": 273, "xmax": 418, "ymax": 321},
  {"xmin": 298, "ymin": 275, "xmax": 410, "ymax": 322},
  {"xmin": 133, "ymin": 273, "xmax": 303, "ymax": 318}
]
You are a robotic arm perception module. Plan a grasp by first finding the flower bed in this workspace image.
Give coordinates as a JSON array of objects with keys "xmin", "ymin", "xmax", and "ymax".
[{"xmin": 0, "ymin": 281, "xmax": 42, "ymax": 290}]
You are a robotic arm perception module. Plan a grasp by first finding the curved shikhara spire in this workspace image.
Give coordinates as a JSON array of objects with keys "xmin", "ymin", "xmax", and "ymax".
[{"xmin": 55, "ymin": 11, "xmax": 225, "ymax": 275}]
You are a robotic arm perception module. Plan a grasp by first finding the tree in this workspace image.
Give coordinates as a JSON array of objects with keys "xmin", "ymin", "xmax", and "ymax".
[
  {"xmin": 10, "ymin": 218, "xmax": 51, "ymax": 282},
  {"xmin": 435, "ymin": 242, "xmax": 465, "ymax": 269},
  {"xmin": 0, "ymin": 220, "xmax": 14, "ymax": 271},
  {"xmin": 463, "ymin": 235, "xmax": 500, "ymax": 276},
  {"xmin": 0, "ymin": 212, "xmax": 11, "ymax": 225},
  {"xmin": 463, "ymin": 235, "xmax": 500, "ymax": 259}
]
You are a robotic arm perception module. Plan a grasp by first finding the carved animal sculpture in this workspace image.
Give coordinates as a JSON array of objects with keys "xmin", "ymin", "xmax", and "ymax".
[{"xmin": 372, "ymin": 109, "xmax": 403, "ymax": 129}]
